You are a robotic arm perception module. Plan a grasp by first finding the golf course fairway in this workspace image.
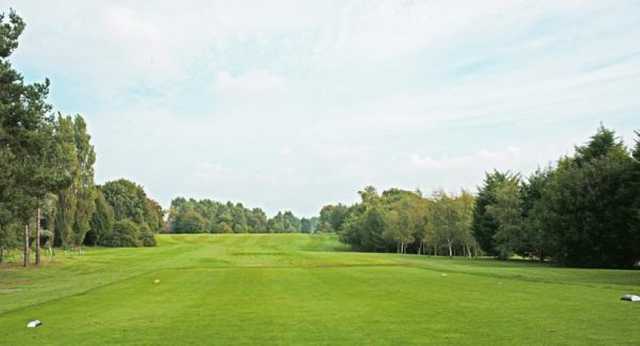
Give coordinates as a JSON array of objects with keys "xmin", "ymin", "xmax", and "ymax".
[{"xmin": 1, "ymin": 234, "xmax": 639, "ymax": 345}]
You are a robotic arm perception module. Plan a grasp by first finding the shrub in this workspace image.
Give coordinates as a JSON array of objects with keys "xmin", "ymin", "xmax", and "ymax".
[
  {"xmin": 105, "ymin": 219, "xmax": 140, "ymax": 247},
  {"xmin": 139, "ymin": 223, "xmax": 156, "ymax": 247}
]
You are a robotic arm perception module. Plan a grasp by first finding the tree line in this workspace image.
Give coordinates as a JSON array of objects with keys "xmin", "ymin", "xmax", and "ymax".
[
  {"xmin": 319, "ymin": 187, "xmax": 478, "ymax": 256},
  {"xmin": 168, "ymin": 197, "xmax": 318, "ymax": 234},
  {"xmin": 3, "ymin": 11, "xmax": 639, "ymax": 269},
  {"xmin": 321, "ymin": 126, "xmax": 640, "ymax": 268},
  {"xmin": 0, "ymin": 11, "xmax": 163, "ymax": 265},
  {"xmin": 473, "ymin": 126, "xmax": 640, "ymax": 268}
]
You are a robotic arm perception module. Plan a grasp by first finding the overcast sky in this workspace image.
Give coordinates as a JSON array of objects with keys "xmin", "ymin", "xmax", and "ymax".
[{"xmin": 2, "ymin": 1, "xmax": 639, "ymax": 216}]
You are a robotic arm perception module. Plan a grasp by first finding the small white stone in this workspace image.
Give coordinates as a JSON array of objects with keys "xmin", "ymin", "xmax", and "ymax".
[
  {"xmin": 621, "ymin": 294, "xmax": 640, "ymax": 302},
  {"xmin": 27, "ymin": 320, "xmax": 42, "ymax": 328}
]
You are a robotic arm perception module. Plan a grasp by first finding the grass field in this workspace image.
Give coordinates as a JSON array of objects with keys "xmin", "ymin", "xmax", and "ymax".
[{"xmin": 1, "ymin": 234, "xmax": 639, "ymax": 345}]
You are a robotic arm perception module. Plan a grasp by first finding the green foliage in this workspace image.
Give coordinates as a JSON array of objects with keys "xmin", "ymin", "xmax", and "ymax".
[
  {"xmin": 633, "ymin": 130, "xmax": 640, "ymax": 162},
  {"xmin": 0, "ymin": 10, "xmax": 70, "ymax": 228},
  {"xmin": 486, "ymin": 180, "xmax": 523, "ymax": 259},
  {"xmin": 472, "ymin": 171, "xmax": 518, "ymax": 256},
  {"xmin": 318, "ymin": 204, "xmax": 349, "ymax": 233},
  {"xmin": 172, "ymin": 209, "xmax": 206, "ymax": 233},
  {"xmin": 53, "ymin": 114, "xmax": 96, "ymax": 248},
  {"xmin": 84, "ymin": 189, "xmax": 114, "ymax": 246},
  {"xmin": 300, "ymin": 217, "xmax": 319, "ymax": 233},
  {"xmin": 267, "ymin": 211, "xmax": 301, "ymax": 233},
  {"xmin": 138, "ymin": 223, "xmax": 156, "ymax": 247},
  {"xmin": 337, "ymin": 187, "xmax": 475, "ymax": 256},
  {"xmin": 473, "ymin": 125, "xmax": 640, "ymax": 267},
  {"xmin": 104, "ymin": 219, "xmax": 140, "ymax": 247},
  {"xmin": 101, "ymin": 179, "xmax": 164, "ymax": 236},
  {"xmin": 537, "ymin": 141, "xmax": 638, "ymax": 267},
  {"xmin": 101, "ymin": 179, "xmax": 147, "ymax": 223},
  {"xmin": 168, "ymin": 197, "xmax": 303, "ymax": 233},
  {"xmin": 519, "ymin": 168, "xmax": 553, "ymax": 260},
  {"xmin": 425, "ymin": 190, "xmax": 476, "ymax": 257}
]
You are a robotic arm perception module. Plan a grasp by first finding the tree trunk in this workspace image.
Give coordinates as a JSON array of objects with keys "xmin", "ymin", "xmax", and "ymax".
[
  {"xmin": 0, "ymin": 247, "xmax": 3, "ymax": 263},
  {"xmin": 448, "ymin": 241, "xmax": 452, "ymax": 257},
  {"xmin": 50, "ymin": 224, "xmax": 55, "ymax": 259},
  {"xmin": 23, "ymin": 224, "xmax": 30, "ymax": 267},
  {"xmin": 35, "ymin": 208, "xmax": 41, "ymax": 265}
]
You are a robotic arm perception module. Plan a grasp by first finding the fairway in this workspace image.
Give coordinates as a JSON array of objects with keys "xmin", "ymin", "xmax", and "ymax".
[{"xmin": 1, "ymin": 234, "xmax": 640, "ymax": 345}]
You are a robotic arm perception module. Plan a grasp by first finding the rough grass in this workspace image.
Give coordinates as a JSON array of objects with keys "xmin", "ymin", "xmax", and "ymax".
[{"xmin": 1, "ymin": 233, "xmax": 639, "ymax": 345}]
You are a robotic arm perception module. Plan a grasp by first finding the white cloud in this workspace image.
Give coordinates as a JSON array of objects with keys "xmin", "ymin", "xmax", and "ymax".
[
  {"xmin": 2, "ymin": 0, "xmax": 639, "ymax": 216},
  {"xmin": 214, "ymin": 70, "xmax": 287, "ymax": 96},
  {"xmin": 411, "ymin": 147, "xmax": 522, "ymax": 170}
]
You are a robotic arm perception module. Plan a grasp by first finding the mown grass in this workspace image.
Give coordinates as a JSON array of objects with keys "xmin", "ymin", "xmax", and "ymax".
[{"xmin": 1, "ymin": 233, "xmax": 639, "ymax": 345}]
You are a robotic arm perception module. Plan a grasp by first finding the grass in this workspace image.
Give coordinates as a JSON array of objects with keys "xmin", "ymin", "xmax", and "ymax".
[{"xmin": 1, "ymin": 233, "xmax": 639, "ymax": 345}]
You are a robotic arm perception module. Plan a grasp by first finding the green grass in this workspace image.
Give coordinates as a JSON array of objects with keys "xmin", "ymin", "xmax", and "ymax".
[{"xmin": 1, "ymin": 234, "xmax": 639, "ymax": 345}]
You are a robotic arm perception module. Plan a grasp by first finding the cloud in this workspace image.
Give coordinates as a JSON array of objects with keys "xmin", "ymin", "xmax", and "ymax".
[
  {"xmin": 2, "ymin": 0, "xmax": 639, "ymax": 216},
  {"xmin": 214, "ymin": 70, "xmax": 287, "ymax": 98},
  {"xmin": 411, "ymin": 147, "xmax": 521, "ymax": 170}
]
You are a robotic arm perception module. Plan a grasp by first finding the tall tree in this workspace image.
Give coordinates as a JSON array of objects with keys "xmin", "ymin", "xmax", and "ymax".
[
  {"xmin": 472, "ymin": 171, "xmax": 517, "ymax": 256},
  {"xmin": 521, "ymin": 168, "xmax": 553, "ymax": 261},
  {"xmin": 84, "ymin": 189, "xmax": 114, "ymax": 246},
  {"xmin": 455, "ymin": 190, "xmax": 476, "ymax": 258},
  {"xmin": 633, "ymin": 130, "xmax": 640, "ymax": 162},
  {"xmin": 0, "ymin": 11, "xmax": 71, "ymax": 264},
  {"xmin": 54, "ymin": 115, "xmax": 96, "ymax": 248},
  {"xmin": 487, "ymin": 180, "xmax": 523, "ymax": 260},
  {"xmin": 537, "ymin": 126, "xmax": 638, "ymax": 267}
]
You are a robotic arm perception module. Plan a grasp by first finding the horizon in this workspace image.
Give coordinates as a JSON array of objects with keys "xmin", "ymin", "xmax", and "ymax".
[{"xmin": 2, "ymin": 1, "xmax": 639, "ymax": 217}]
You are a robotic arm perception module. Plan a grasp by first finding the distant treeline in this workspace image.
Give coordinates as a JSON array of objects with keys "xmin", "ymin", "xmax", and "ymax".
[
  {"xmin": 168, "ymin": 198, "xmax": 318, "ymax": 234},
  {"xmin": 0, "ymin": 12, "xmax": 164, "ymax": 265},
  {"xmin": 317, "ymin": 188, "xmax": 476, "ymax": 256},
  {"xmin": 322, "ymin": 126, "xmax": 640, "ymax": 268}
]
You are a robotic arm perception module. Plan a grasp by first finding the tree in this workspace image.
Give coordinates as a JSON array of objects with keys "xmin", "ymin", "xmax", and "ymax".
[
  {"xmin": 381, "ymin": 189, "xmax": 426, "ymax": 254},
  {"xmin": 574, "ymin": 125, "xmax": 624, "ymax": 164},
  {"xmin": 105, "ymin": 219, "xmax": 140, "ymax": 247},
  {"xmin": 535, "ymin": 126, "xmax": 638, "ymax": 267},
  {"xmin": 84, "ymin": 189, "xmax": 114, "ymax": 246},
  {"xmin": 633, "ymin": 130, "xmax": 640, "ymax": 162},
  {"xmin": 172, "ymin": 209, "xmax": 206, "ymax": 233},
  {"xmin": 383, "ymin": 206, "xmax": 415, "ymax": 254},
  {"xmin": 472, "ymin": 171, "xmax": 517, "ymax": 256},
  {"xmin": 54, "ymin": 115, "xmax": 96, "ymax": 248},
  {"xmin": 429, "ymin": 191, "xmax": 459, "ymax": 257},
  {"xmin": 338, "ymin": 188, "xmax": 387, "ymax": 252},
  {"xmin": 144, "ymin": 198, "xmax": 164, "ymax": 232},
  {"xmin": 521, "ymin": 168, "xmax": 553, "ymax": 261},
  {"xmin": 138, "ymin": 223, "xmax": 156, "ymax": 247},
  {"xmin": 318, "ymin": 204, "xmax": 349, "ymax": 233},
  {"xmin": 101, "ymin": 179, "xmax": 147, "ymax": 223},
  {"xmin": 486, "ymin": 180, "xmax": 523, "ymax": 260},
  {"xmin": 0, "ymin": 11, "xmax": 72, "ymax": 265},
  {"xmin": 455, "ymin": 190, "xmax": 476, "ymax": 258},
  {"xmin": 248, "ymin": 208, "xmax": 268, "ymax": 233}
]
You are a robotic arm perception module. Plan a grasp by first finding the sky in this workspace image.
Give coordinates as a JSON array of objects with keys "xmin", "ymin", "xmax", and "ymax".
[{"xmin": 2, "ymin": 1, "xmax": 639, "ymax": 216}]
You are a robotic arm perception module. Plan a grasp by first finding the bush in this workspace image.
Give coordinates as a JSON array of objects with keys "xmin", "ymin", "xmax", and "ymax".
[
  {"xmin": 105, "ymin": 219, "xmax": 140, "ymax": 247},
  {"xmin": 139, "ymin": 223, "xmax": 156, "ymax": 247}
]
